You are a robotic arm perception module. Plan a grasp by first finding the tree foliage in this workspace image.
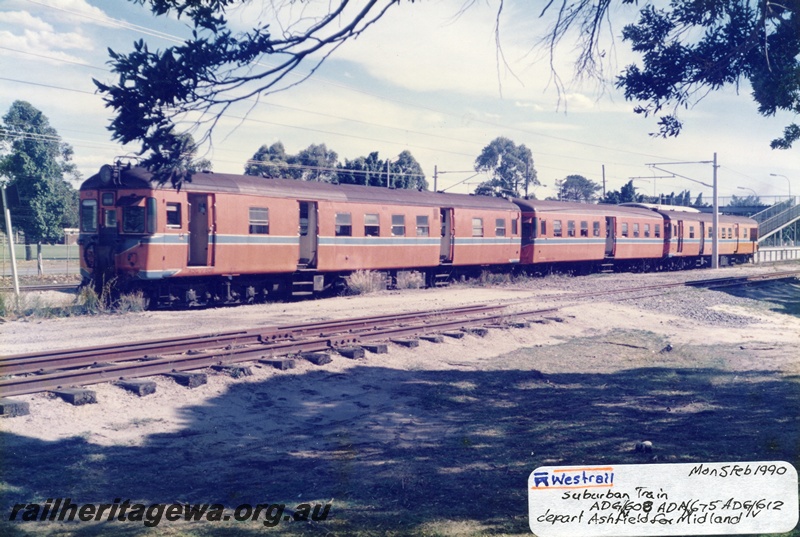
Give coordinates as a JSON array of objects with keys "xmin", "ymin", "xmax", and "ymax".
[
  {"xmin": 555, "ymin": 174, "xmax": 601, "ymax": 202},
  {"xmin": 613, "ymin": 0, "xmax": 800, "ymax": 148},
  {"xmin": 245, "ymin": 143, "xmax": 426, "ymax": 189},
  {"xmin": 728, "ymin": 194, "xmax": 767, "ymax": 208},
  {"xmin": 97, "ymin": 0, "xmax": 799, "ymax": 182},
  {"xmin": 94, "ymin": 0, "xmax": 402, "ymax": 184},
  {"xmin": 337, "ymin": 150, "xmax": 427, "ymax": 189},
  {"xmin": 602, "ymin": 179, "xmax": 642, "ymax": 204},
  {"xmin": 0, "ymin": 101, "xmax": 79, "ymax": 251},
  {"xmin": 473, "ymin": 137, "xmax": 537, "ymax": 198}
]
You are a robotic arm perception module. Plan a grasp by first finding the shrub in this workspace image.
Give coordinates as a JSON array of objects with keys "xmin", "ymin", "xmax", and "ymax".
[
  {"xmin": 344, "ymin": 270, "xmax": 386, "ymax": 295},
  {"xmin": 115, "ymin": 291, "xmax": 148, "ymax": 313},
  {"xmin": 396, "ymin": 271, "xmax": 425, "ymax": 289}
]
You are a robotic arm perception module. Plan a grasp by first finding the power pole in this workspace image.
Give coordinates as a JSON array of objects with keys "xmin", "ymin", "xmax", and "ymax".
[
  {"xmin": 1, "ymin": 184, "xmax": 20, "ymax": 297},
  {"xmin": 712, "ymin": 152, "xmax": 719, "ymax": 269},
  {"xmin": 602, "ymin": 165, "xmax": 606, "ymax": 198}
]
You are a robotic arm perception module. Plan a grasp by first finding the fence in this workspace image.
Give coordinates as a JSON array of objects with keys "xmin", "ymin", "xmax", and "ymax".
[{"xmin": 0, "ymin": 239, "xmax": 81, "ymax": 277}]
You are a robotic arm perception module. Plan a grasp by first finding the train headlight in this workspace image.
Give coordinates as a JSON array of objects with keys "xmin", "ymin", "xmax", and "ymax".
[{"xmin": 99, "ymin": 164, "xmax": 114, "ymax": 184}]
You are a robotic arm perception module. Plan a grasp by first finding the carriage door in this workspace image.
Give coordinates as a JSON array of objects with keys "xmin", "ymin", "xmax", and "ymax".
[
  {"xmin": 440, "ymin": 208, "xmax": 454, "ymax": 263},
  {"xmin": 299, "ymin": 201, "xmax": 318, "ymax": 268},
  {"xmin": 188, "ymin": 193, "xmax": 214, "ymax": 266},
  {"xmin": 699, "ymin": 222, "xmax": 706, "ymax": 255},
  {"xmin": 677, "ymin": 221, "xmax": 684, "ymax": 253},
  {"xmin": 604, "ymin": 217, "xmax": 616, "ymax": 257}
]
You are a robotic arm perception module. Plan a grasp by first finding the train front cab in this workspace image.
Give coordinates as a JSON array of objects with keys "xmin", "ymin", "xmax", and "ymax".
[{"xmin": 79, "ymin": 173, "xmax": 159, "ymax": 290}]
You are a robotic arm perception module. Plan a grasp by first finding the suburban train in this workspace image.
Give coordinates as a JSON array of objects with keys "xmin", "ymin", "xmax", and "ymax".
[{"xmin": 78, "ymin": 163, "xmax": 759, "ymax": 307}]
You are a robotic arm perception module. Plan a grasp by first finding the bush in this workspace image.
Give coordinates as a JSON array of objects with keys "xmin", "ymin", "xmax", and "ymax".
[
  {"xmin": 115, "ymin": 291, "xmax": 148, "ymax": 313},
  {"xmin": 396, "ymin": 271, "xmax": 425, "ymax": 289},
  {"xmin": 344, "ymin": 270, "xmax": 386, "ymax": 295}
]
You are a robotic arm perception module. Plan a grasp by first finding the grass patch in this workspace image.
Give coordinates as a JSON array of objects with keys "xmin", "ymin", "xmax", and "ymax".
[{"xmin": 0, "ymin": 284, "xmax": 147, "ymax": 320}]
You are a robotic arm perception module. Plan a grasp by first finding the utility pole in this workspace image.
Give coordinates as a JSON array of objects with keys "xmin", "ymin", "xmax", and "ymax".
[
  {"xmin": 712, "ymin": 152, "xmax": 719, "ymax": 269},
  {"xmin": 602, "ymin": 165, "xmax": 606, "ymax": 198},
  {"xmin": 1, "ymin": 184, "xmax": 20, "ymax": 297},
  {"xmin": 434, "ymin": 165, "xmax": 438, "ymax": 192},
  {"xmin": 646, "ymin": 154, "xmax": 719, "ymax": 269}
]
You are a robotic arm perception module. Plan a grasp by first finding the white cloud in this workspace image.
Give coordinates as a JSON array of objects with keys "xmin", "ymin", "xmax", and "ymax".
[
  {"xmin": 0, "ymin": 10, "xmax": 53, "ymax": 32},
  {"xmin": 31, "ymin": 0, "xmax": 114, "ymax": 28}
]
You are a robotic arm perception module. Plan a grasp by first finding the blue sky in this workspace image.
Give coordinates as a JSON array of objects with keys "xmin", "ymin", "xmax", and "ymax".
[{"xmin": 0, "ymin": 0, "xmax": 797, "ymax": 200}]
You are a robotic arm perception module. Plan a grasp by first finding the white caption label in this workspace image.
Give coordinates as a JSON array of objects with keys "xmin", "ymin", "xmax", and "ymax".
[{"xmin": 528, "ymin": 462, "xmax": 798, "ymax": 536}]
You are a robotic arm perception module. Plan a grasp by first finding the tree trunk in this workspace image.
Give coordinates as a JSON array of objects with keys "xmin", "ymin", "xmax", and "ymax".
[
  {"xmin": 37, "ymin": 242, "xmax": 43, "ymax": 276},
  {"xmin": 25, "ymin": 236, "xmax": 32, "ymax": 261}
]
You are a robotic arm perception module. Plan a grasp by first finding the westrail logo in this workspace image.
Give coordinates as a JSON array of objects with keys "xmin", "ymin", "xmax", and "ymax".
[{"xmin": 531, "ymin": 467, "xmax": 615, "ymax": 490}]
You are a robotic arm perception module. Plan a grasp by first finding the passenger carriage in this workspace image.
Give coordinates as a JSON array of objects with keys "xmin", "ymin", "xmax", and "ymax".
[
  {"xmin": 513, "ymin": 200, "xmax": 663, "ymax": 272},
  {"xmin": 79, "ymin": 164, "xmax": 520, "ymax": 306}
]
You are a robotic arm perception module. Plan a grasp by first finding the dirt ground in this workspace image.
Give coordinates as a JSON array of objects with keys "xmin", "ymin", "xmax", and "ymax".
[{"xmin": 1, "ymin": 268, "xmax": 799, "ymax": 536}]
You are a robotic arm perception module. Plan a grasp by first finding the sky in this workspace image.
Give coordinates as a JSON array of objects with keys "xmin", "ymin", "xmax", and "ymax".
[{"xmin": 0, "ymin": 0, "xmax": 797, "ymax": 202}]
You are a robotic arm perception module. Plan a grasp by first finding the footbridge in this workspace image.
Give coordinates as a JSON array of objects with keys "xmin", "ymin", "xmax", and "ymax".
[{"xmin": 750, "ymin": 198, "xmax": 800, "ymax": 263}]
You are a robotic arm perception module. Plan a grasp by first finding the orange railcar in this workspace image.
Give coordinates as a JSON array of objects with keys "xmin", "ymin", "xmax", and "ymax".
[
  {"xmin": 513, "ymin": 200, "xmax": 664, "ymax": 271},
  {"xmin": 79, "ymin": 165, "xmax": 520, "ymax": 306}
]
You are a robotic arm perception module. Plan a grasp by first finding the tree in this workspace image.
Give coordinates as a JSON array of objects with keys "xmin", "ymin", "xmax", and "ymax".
[
  {"xmin": 334, "ymin": 150, "xmax": 427, "ymax": 189},
  {"xmin": 542, "ymin": 1, "xmax": 800, "ymax": 149},
  {"xmin": 0, "ymin": 101, "xmax": 80, "ymax": 264},
  {"xmin": 390, "ymin": 150, "xmax": 427, "ymax": 190},
  {"xmin": 473, "ymin": 137, "xmax": 537, "ymax": 198},
  {"xmin": 245, "ymin": 142, "xmax": 292, "ymax": 179},
  {"xmin": 94, "ymin": 0, "xmax": 401, "ymax": 183},
  {"xmin": 728, "ymin": 194, "xmax": 767, "ymax": 208},
  {"xmin": 295, "ymin": 144, "xmax": 339, "ymax": 182},
  {"xmin": 555, "ymin": 174, "xmax": 601, "ymax": 202},
  {"xmin": 601, "ymin": 180, "xmax": 641, "ymax": 204}
]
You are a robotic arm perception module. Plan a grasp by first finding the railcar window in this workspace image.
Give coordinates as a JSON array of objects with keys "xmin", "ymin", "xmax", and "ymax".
[
  {"xmin": 123, "ymin": 206, "xmax": 145, "ymax": 233},
  {"xmin": 708, "ymin": 227, "xmax": 713, "ymax": 238},
  {"xmin": 146, "ymin": 198, "xmax": 157, "ymax": 233},
  {"xmin": 655, "ymin": 224, "xmax": 661, "ymax": 238},
  {"xmin": 166, "ymin": 203, "xmax": 182, "ymax": 228},
  {"xmin": 472, "ymin": 218, "xmax": 484, "ymax": 237},
  {"xmin": 567, "ymin": 220, "xmax": 576, "ymax": 237},
  {"xmin": 580, "ymin": 221, "xmax": 588, "ymax": 237},
  {"xmin": 364, "ymin": 213, "xmax": 380, "ymax": 237},
  {"xmin": 621, "ymin": 223, "xmax": 629, "ymax": 237},
  {"xmin": 511, "ymin": 218, "xmax": 518, "ymax": 235},
  {"xmin": 540, "ymin": 220, "xmax": 546, "ymax": 236},
  {"xmin": 593, "ymin": 221, "xmax": 600, "ymax": 237},
  {"xmin": 495, "ymin": 218, "xmax": 506, "ymax": 237},
  {"xmin": 553, "ymin": 220, "xmax": 562, "ymax": 237},
  {"xmin": 633, "ymin": 223, "xmax": 640, "ymax": 238},
  {"xmin": 644, "ymin": 224, "xmax": 651, "ymax": 238},
  {"xmin": 80, "ymin": 200, "xmax": 98, "ymax": 232},
  {"xmin": 335, "ymin": 213, "xmax": 352, "ymax": 236},
  {"xmin": 102, "ymin": 192, "xmax": 115, "ymax": 206},
  {"xmin": 103, "ymin": 209, "xmax": 117, "ymax": 228},
  {"xmin": 392, "ymin": 215, "xmax": 405, "ymax": 236},
  {"xmin": 689, "ymin": 226, "xmax": 695, "ymax": 239},
  {"xmin": 728, "ymin": 228, "xmax": 732, "ymax": 239},
  {"xmin": 249, "ymin": 207, "xmax": 270, "ymax": 234},
  {"xmin": 416, "ymin": 215, "xmax": 430, "ymax": 237}
]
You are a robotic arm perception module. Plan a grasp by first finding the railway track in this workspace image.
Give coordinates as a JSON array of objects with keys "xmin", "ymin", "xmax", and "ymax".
[
  {"xmin": 0, "ymin": 303, "xmax": 559, "ymax": 398},
  {"xmin": 1, "ymin": 269, "xmax": 796, "ymax": 403}
]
